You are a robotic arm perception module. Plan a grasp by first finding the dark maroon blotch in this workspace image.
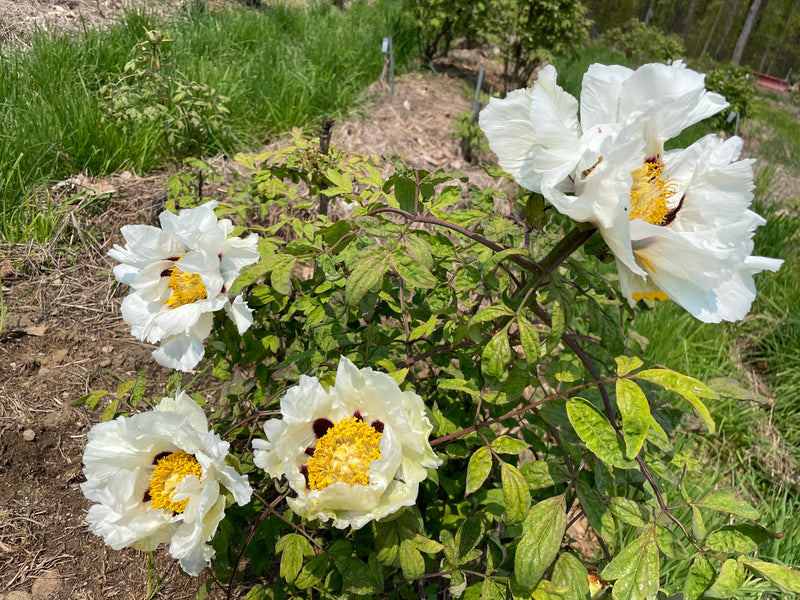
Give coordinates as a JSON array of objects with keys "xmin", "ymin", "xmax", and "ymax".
[
  {"xmin": 371, "ymin": 420, "xmax": 384, "ymax": 433},
  {"xmin": 299, "ymin": 464, "xmax": 310, "ymax": 487},
  {"xmin": 305, "ymin": 446, "xmax": 315, "ymax": 456},
  {"xmin": 662, "ymin": 194, "xmax": 685, "ymax": 226},
  {"xmin": 142, "ymin": 490, "xmax": 152, "ymax": 503},
  {"xmin": 353, "ymin": 411, "xmax": 363, "ymax": 421},
  {"xmin": 152, "ymin": 451, "xmax": 171, "ymax": 465},
  {"xmin": 312, "ymin": 418, "xmax": 334, "ymax": 439}
]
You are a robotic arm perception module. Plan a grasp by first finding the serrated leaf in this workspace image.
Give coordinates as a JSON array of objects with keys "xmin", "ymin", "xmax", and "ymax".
[
  {"xmin": 275, "ymin": 533, "xmax": 314, "ymax": 583},
  {"xmin": 481, "ymin": 327, "xmax": 512, "ymax": 380},
  {"xmin": 743, "ymin": 559, "xmax": 800, "ymax": 593},
  {"xmin": 684, "ymin": 554, "xmax": 714, "ymax": 600},
  {"xmin": 616, "ymin": 379, "xmax": 650, "ymax": 460},
  {"xmin": 501, "ymin": 461, "xmax": 531, "ymax": 525},
  {"xmin": 345, "ymin": 253, "xmax": 388, "ymax": 306},
  {"xmin": 399, "ymin": 538, "xmax": 425, "ymax": 580},
  {"xmin": 566, "ymin": 397, "xmax": 636, "ymax": 469},
  {"xmin": 695, "ymin": 489, "xmax": 760, "ymax": 521},
  {"xmin": 599, "ymin": 529, "xmax": 659, "ymax": 600},
  {"xmin": 465, "ymin": 446, "xmax": 493, "ymax": 496},
  {"xmin": 552, "ymin": 552, "xmax": 590, "ymax": 600},
  {"xmin": 490, "ymin": 435, "xmax": 529, "ymax": 455},
  {"xmin": 515, "ymin": 496, "xmax": 567, "ymax": 591},
  {"xmin": 706, "ymin": 524, "xmax": 771, "ymax": 553},
  {"xmin": 704, "ymin": 558, "xmax": 744, "ymax": 598},
  {"xmin": 635, "ymin": 369, "xmax": 716, "ymax": 433},
  {"xmin": 101, "ymin": 399, "xmax": 119, "ymax": 422},
  {"xmin": 131, "ymin": 368, "xmax": 146, "ymax": 407},
  {"xmin": 615, "ymin": 356, "xmax": 643, "ymax": 376}
]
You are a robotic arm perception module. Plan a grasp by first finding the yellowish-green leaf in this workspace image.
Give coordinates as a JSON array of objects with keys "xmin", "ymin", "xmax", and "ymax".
[
  {"xmin": 635, "ymin": 368, "xmax": 716, "ymax": 433},
  {"xmin": 501, "ymin": 461, "xmax": 531, "ymax": 525},
  {"xmin": 695, "ymin": 488, "xmax": 760, "ymax": 521},
  {"xmin": 465, "ymin": 446, "xmax": 493, "ymax": 496},
  {"xmin": 684, "ymin": 554, "xmax": 714, "ymax": 600},
  {"xmin": 552, "ymin": 552, "xmax": 590, "ymax": 600},
  {"xmin": 515, "ymin": 496, "xmax": 567, "ymax": 591},
  {"xmin": 616, "ymin": 379, "xmax": 650, "ymax": 460},
  {"xmin": 566, "ymin": 397, "xmax": 636, "ymax": 469},
  {"xmin": 743, "ymin": 559, "xmax": 800, "ymax": 594},
  {"xmin": 101, "ymin": 399, "xmax": 119, "ymax": 422},
  {"xmin": 704, "ymin": 558, "xmax": 744, "ymax": 598},
  {"xmin": 615, "ymin": 356, "xmax": 643, "ymax": 376},
  {"xmin": 599, "ymin": 529, "xmax": 659, "ymax": 600},
  {"xmin": 482, "ymin": 327, "xmax": 512, "ymax": 380}
]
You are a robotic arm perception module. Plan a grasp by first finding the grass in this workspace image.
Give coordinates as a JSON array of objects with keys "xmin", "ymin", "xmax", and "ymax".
[{"xmin": 0, "ymin": 0, "xmax": 415, "ymax": 242}]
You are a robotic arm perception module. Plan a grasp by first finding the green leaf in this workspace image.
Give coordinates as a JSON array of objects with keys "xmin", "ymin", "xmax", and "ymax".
[
  {"xmin": 469, "ymin": 303, "xmax": 515, "ymax": 326},
  {"xmin": 576, "ymin": 480, "xmax": 615, "ymax": 543},
  {"xmin": 521, "ymin": 460, "xmax": 571, "ymax": 491},
  {"xmin": 691, "ymin": 504, "xmax": 706, "ymax": 540},
  {"xmin": 517, "ymin": 315, "xmax": 541, "ymax": 366},
  {"xmin": 392, "ymin": 253, "xmax": 438, "ymax": 289},
  {"xmin": 482, "ymin": 327, "xmax": 512, "ymax": 380},
  {"xmin": 599, "ymin": 530, "xmax": 659, "ymax": 600},
  {"xmin": 131, "ymin": 368, "xmax": 147, "ymax": 407},
  {"xmin": 531, "ymin": 579, "xmax": 572, "ymax": 600},
  {"xmin": 270, "ymin": 255, "xmax": 296, "ymax": 295},
  {"xmin": 116, "ymin": 380, "xmax": 136, "ymax": 399},
  {"xmin": 609, "ymin": 497, "xmax": 650, "ymax": 528},
  {"xmin": 102, "ymin": 399, "xmax": 119, "ymax": 422},
  {"xmin": 515, "ymin": 496, "xmax": 567, "ymax": 591},
  {"xmin": 501, "ymin": 461, "xmax": 531, "ymax": 525},
  {"xmin": 566, "ymin": 397, "xmax": 636, "ymax": 469},
  {"xmin": 275, "ymin": 533, "xmax": 314, "ymax": 583},
  {"xmin": 345, "ymin": 252, "xmax": 388, "ymax": 306},
  {"xmin": 615, "ymin": 379, "xmax": 650, "ymax": 460},
  {"xmin": 552, "ymin": 552, "xmax": 590, "ymax": 600},
  {"xmin": 490, "ymin": 435, "xmax": 529, "ymax": 455},
  {"xmin": 465, "ymin": 446, "xmax": 493, "ymax": 496},
  {"xmin": 704, "ymin": 558, "xmax": 744, "ymax": 598},
  {"xmin": 655, "ymin": 526, "xmax": 685, "ymax": 559},
  {"xmin": 294, "ymin": 553, "xmax": 330, "ymax": 589},
  {"xmin": 743, "ymin": 559, "xmax": 800, "ymax": 593},
  {"xmin": 695, "ymin": 489, "xmax": 760, "ymax": 521},
  {"xmin": 615, "ymin": 356, "xmax": 643, "ymax": 376},
  {"xmin": 455, "ymin": 517, "xmax": 485, "ymax": 565},
  {"xmin": 438, "ymin": 378, "xmax": 481, "ymax": 399},
  {"xmin": 333, "ymin": 555, "xmax": 383, "ymax": 595},
  {"xmin": 399, "ymin": 538, "xmax": 425, "ymax": 581},
  {"xmin": 706, "ymin": 524, "xmax": 771, "ymax": 553},
  {"xmin": 635, "ymin": 369, "xmax": 716, "ymax": 433},
  {"xmin": 684, "ymin": 554, "xmax": 714, "ymax": 600},
  {"xmin": 75, "ymin": 389, "xmax": 108, "ymax": 410}
]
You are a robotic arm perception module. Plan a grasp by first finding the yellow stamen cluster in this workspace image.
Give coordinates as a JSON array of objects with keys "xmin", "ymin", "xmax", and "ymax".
[
  {"xmin": 167, "ymin": 256, "xmax": 207, "ymax": 308},
  {"xmin": 632, "ymin": 291, "xmax": 669, "ymax": 302},
  {"xmin": 306, "ymin": 417, "xmax": 382, "ymax": 491},
  {"xmin": 629, "ymin": 160, "xmax": 677, "ymax": 225},
  {"xmin": 149, "ymin": 451, "xmax": 202, "ymax": 513}
]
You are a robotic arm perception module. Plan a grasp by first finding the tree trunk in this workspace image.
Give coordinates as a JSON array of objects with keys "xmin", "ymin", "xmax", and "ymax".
[
  {"xmin": 732, "ymin": 0, "xmax": 766, "ymax": 63},
  {"xmin": 681, "ymin": 0, "xmax": 703, "ymax": 34},
  {"xmin": 702, "ymin": 2, "xmax": 724, "ymax": 55}
]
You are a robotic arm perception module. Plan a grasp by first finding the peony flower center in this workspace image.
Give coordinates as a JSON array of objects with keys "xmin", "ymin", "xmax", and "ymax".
[
  {"xmin": 149, "ymin": 451, "xmax": 202, "ymax": 513},
  {"xmin": 629, "ymin": 159, "xmax": 677, "ymax": 225},
  {"xmin": 306, "ymin": 416, "xmax": 382, "ymax": 491},
  {"xmin": 167, "ymin": 256, "xmax": 207, "ymax": 308}
]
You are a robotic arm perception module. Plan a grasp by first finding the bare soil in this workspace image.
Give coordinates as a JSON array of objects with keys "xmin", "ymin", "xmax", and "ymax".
[{"xmin": 2, "ymin": 2, "xmax": 799, "ymax": 599}]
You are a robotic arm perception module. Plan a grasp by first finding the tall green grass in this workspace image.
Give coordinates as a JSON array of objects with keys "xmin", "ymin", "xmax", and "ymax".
[{"xmin": 0, "ymin": 1, "xmax": 415, "ymax": 242}]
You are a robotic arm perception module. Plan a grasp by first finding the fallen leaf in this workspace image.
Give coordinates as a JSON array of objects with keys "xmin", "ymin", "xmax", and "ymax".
[{"xmin": 24, "ymin": 324, "xmax": 48, "ymax": 337}]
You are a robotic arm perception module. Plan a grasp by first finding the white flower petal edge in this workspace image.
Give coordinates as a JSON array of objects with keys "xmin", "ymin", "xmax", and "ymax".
[
  {"xmin": 108, "ymin": 202, "xmax": 260, "ymax": 371},
  {"xmin": 252, "ymin": 357, "xmax": 442, "ymax": 530},
  {"xmin": 479, "ymin": 61, "xmax": 782, "ymax": 322},
  {"xmin": 81, "ymin": 391, "xmax": 252, "ymax": 576}
]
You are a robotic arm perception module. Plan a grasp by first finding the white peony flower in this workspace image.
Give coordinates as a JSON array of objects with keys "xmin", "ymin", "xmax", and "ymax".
[
  {"xmin": 253, "ymin": 357, "xmax": 442, "ymax": 530},
  {"xmin": 81, "ymin": 391, "xmax": 252, "ymax": 576},
  {"xmin": 108, "ymin": 201, "xmax": 260, "ymax": 370},
  {"xmin": 479, "ymin": 62, "xmax": 782, "ymax": 322}
]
